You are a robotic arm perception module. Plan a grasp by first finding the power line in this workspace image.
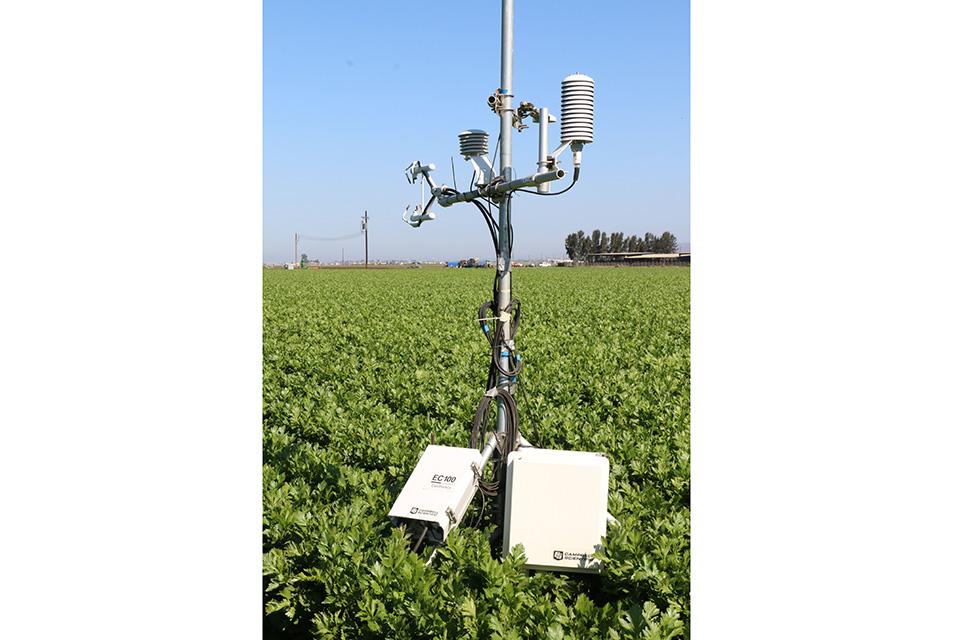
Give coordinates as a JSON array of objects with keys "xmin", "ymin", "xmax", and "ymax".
[{"xmin": 299, "ymin": 231, "xmax": 364, "ymax": 242}]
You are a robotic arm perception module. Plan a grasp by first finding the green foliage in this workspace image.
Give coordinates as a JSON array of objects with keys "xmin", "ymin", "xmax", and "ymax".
[
  {"xmin": 564, "ymin": 230, "xmax": 680, "ymax": 259},
  {"xmin": 263, "ymin": 267, "xmax": 690, "ymax": 639}
]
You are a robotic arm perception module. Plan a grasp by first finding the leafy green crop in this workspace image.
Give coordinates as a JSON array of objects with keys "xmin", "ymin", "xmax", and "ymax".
[{"xmin": 263, "ymin": 267, "xmax": 690, "ymax": 639}]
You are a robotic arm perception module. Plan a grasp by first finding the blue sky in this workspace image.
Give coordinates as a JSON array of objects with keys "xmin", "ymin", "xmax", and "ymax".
[{"xmin": 264, "ymin": 0, "xmax": 689, "ymax": 263}]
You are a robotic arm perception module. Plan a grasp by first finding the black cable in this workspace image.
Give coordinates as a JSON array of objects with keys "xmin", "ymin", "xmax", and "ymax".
[
  {"xmin": 411, "ymin": 523, "xmax": 428, "ymax": 553},
  {"xmin": 477, "ymin": 299, "xmax": 520, "ymax": 343},
  {"xmin": 517, "ymin": 377, "xmax": 540, "ymax": 443},
  {"xmin": 469, "ymin": 386, "xmax": 520, "ymax": 497},
  {"xmin": 440, "ymin": 186, "xmax": 499, "ymax": 252},
  {"xmin": 477, "ymin": 299, "xmax": 522, "ymax": 381},
  {"xmin": 515, "ymin": 166, "xmax": 580, "ymax": 196},
  {"xmin": 474, "ymin": 489, "xmax": 486, "ymax": 528},
  {"xmin": 422, "ymin": 193, "xmax": 437, "ymax": 215},
  {"xmin": 471, "ymin": 198, "xmax": 499, "ymax": 234},
  {"xmin": 485, "ymin": 195, "xmax": 500, "ymax": 257},
  {"xmin": 480, "ymin": 200, "xmax": 500, "ymax": 230},
  {"xmin": 472, "ymin": 201, "xmax": 499, "ymax": 250},
  {"xmin": 506, "ymin": 195, "xmax": 514, "ymax": 255}
]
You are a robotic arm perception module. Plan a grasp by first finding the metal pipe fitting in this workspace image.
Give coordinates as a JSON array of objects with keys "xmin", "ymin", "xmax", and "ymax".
[
  {"xmin": 478, "ymin": 432, "xmax": 500, "ymax": 469},
  {"xmin": 537, "ymin": 107, "xmax": 550, "ymax": 193},
  {"xmin": 491, "ymin": 168, "xmax": 565, "ymax": 195}
]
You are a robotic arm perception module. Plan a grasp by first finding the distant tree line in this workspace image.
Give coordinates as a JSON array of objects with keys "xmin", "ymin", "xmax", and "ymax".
[{"xmin": 564, "ymin": 230, "xmax": 679, "ymax": 261}]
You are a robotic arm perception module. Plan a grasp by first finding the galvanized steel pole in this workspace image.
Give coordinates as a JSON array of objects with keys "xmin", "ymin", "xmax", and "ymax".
[{"xmin": 496, "ymin": 0, "xmax": 514, "ymax": 437}]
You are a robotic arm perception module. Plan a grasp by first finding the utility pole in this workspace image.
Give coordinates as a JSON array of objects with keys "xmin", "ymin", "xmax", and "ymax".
[
  {"xmin": 341, "ymin": 247, "xmax": 344, "ymax": 266},
  {"xmin": 294, "ymin": 233, "xmax": 299, "ymax": 266},
  {"xmin": 362, "ymin": 210, "xmax": 369, "ymax": 268}
]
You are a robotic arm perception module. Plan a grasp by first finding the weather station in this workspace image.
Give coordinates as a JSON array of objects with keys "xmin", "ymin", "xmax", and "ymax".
[{"xmin": 388, "ymin": 0, "xmax": 616, "ymax": 573}]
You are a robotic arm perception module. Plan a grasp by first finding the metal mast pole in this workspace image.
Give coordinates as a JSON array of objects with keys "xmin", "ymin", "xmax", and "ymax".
[
  {"xmin": 496, "ymin": 0, "xmax": 514, "ymax": 416},
  {"xmin": 294, "ymin": 233, "xmax": 299, "ymax": 266},
  {"xmin": 493, "ymin": 0, "xmax": 514, "ymax": 508}
]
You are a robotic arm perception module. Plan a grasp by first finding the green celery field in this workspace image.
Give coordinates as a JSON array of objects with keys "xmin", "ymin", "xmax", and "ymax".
[{"xmin": 263, "ymin": 267, "xmax": 690, "ymax": 639}]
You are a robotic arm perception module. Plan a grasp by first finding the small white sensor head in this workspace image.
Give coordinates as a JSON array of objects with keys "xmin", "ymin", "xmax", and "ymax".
[{"xmin": 458, "ymin": 129, "xmax": 490, "ymax": 158}]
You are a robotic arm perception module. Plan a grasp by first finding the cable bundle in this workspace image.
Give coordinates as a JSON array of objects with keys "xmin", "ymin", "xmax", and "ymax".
[
  {"xmin": 469, "ymin": 386, "xmax": 520, "ymax": 497},
  {"xmin": 477, "ymin": 299, "xmax": 523, "ymax": 389}
]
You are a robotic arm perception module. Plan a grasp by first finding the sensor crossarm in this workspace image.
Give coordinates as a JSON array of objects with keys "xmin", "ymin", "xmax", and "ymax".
[{"xmin": 436, "ymin": 169, "xmax": 566, "ymax": 206}]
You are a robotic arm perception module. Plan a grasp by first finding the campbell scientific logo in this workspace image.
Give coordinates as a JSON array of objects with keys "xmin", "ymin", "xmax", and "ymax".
[
  {"xmin": 409, "ymin": 506, "xmax": 438, "ymax": 517},
  {"xmin": 552, "ymin": 549, "xmax": 588, "ymax": 562},
  {"xmin": 553, "ymin": 550, "xmax": 563, "ymax": 561}
]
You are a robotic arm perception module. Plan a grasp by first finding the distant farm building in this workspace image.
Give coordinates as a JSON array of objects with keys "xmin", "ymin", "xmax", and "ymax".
[{"xmin": 586, "ymin": 252, "xmax": 690, "ymax": 266}]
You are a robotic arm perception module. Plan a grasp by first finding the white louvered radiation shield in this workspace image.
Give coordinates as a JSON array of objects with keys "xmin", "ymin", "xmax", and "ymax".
[
  {"xmin": 458, "ymin": 129, "xmax": 489, "ymax": 158},
  {"xmin": 560, "ymin": 74, "xmax": 594, "ymax": 144}
]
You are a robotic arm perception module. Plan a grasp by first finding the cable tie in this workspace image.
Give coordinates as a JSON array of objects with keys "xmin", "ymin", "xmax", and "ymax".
[{"xmin": 484, "ymin": 387, "xmax": 498, "ymax": 398}]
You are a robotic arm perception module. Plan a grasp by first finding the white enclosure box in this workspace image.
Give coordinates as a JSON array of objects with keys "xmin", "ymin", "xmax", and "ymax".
[
  {"xmin": 502, "ymin": 448, "xmax": 609, "ymax": 572},
  {"xmin": 388, "ymin": 445, "xmax": 481, "ymax": 544}
]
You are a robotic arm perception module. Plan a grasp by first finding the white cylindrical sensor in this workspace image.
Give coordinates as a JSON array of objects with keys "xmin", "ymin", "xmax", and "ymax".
[
  {"xmin": 560, "ymin": 73, "xmax": 594, "ymax": 144},
  {"xmin": 458, "ymin": 129, "xmax": 490, "ymax": 158}
]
